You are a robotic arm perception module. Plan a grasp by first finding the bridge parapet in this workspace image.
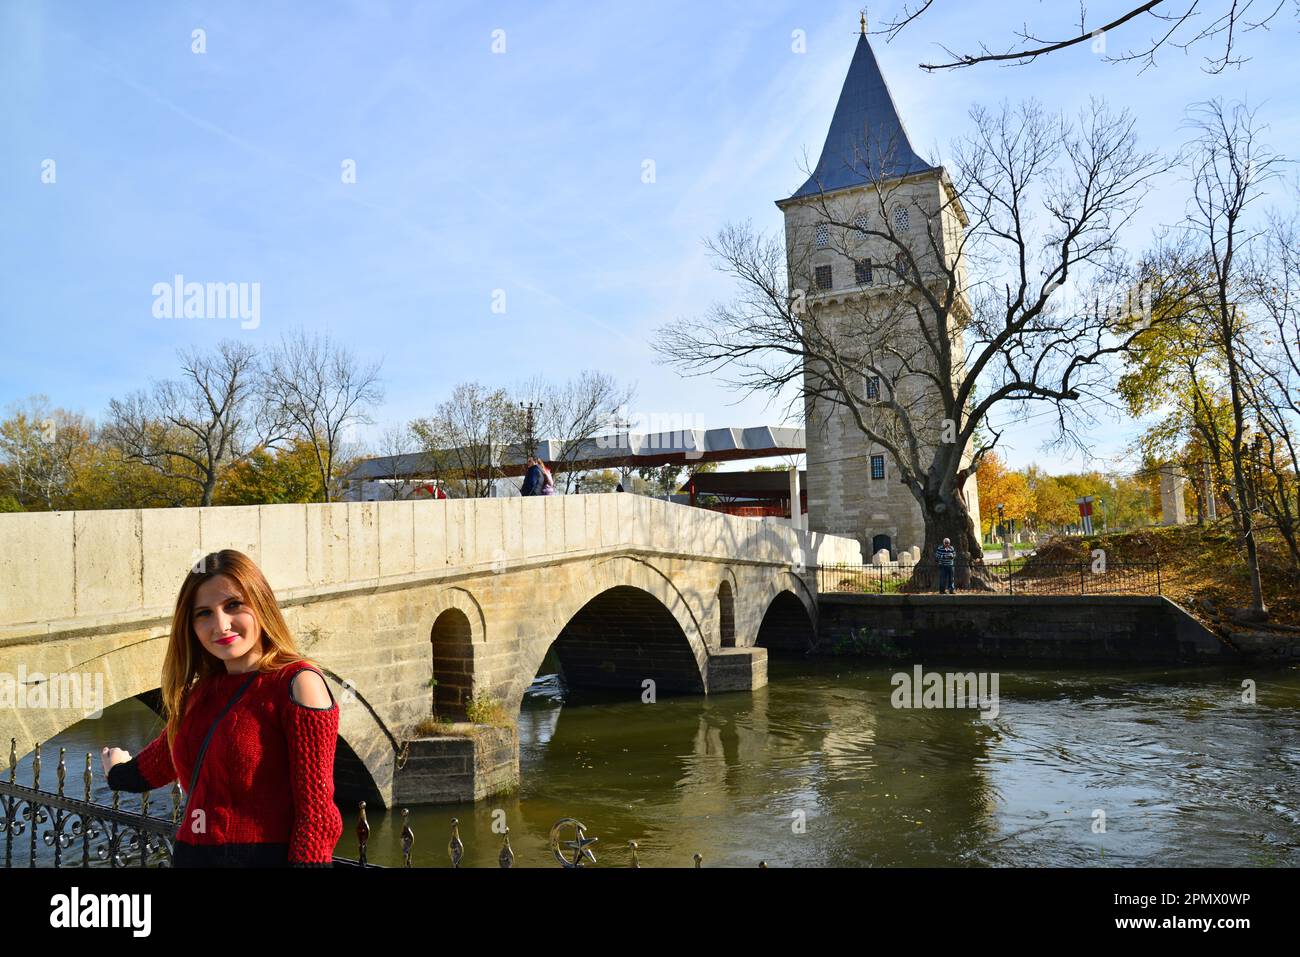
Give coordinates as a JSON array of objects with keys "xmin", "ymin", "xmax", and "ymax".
[{"xmin": 1, "ymin": 495, "xmax": 861, "ymax": 637}]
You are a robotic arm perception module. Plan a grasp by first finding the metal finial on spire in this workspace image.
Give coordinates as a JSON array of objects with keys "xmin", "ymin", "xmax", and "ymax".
[{"xmin": 860, "ymin": 9, "xmax": 867, "ymax": 35}]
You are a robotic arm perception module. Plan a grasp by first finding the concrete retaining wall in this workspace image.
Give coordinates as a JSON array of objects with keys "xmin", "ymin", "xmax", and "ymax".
[{"xmin": 816, "ymin": 595, "xmax": 1233, "ymax": 663}]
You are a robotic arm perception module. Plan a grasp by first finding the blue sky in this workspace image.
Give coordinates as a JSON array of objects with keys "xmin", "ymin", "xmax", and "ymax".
[{"xmin": 2, "ymin": 1, "xmax": 1296, "ymax": 474}]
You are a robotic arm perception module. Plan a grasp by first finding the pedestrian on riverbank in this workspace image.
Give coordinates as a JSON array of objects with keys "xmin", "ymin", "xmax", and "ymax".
[
  {"xmin": 935, "ymin": 537, "xmax": 956, "ymax": 594},
  {"xmin": 100, "ymin": 549, "xmax": 343, "ymax": 867},
  {"xmin": 520, "ymin": 457, "xmax": 543, "ymax": 496}
]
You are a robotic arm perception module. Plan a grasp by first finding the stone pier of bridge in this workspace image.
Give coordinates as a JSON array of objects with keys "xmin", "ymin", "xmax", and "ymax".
[{"xmin": 0, "ymin": 495, "xmax": 860, "ymax": 807}]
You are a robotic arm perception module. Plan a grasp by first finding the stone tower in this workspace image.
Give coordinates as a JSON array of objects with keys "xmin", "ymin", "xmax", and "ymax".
[{"xmin": 775, "ymin": 27, "xmax": 980, "ymax": 558}]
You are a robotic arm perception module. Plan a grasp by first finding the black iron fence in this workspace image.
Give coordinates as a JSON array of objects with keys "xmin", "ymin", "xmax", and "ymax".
[
  {"xmin": 816, "ymin": 560, "xmax": 1162, "ymax": 597},
  {"xmin": 1, "ymin": 740, "xmax": 723, "ymax": 868}
]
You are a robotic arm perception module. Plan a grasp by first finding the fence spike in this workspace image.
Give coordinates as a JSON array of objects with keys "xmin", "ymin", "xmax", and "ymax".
[
  {"xmin": 83, "ymin": 753, "xmax": 92, "ymax": 801},
  {"xmin": 627, "ymin": 840, "xmax": 640, "ymax": 869},
  {"xmin": 498, "ymin": 826, "xmax": 514, "ymax": 869},
  {"xmin": 401, "ymin": 808, "xmax": 414, "ymax": 868},
  {"xmin": 448, "ymin": 817, "xmax": 464, "ymax": 868},
  {"xmin": 57, "ymin": 748, "xmax": 66, "ymax": 797},
  {"xmin": 356, "ymin": 800, "xmax": 370, "ymax": 867}
]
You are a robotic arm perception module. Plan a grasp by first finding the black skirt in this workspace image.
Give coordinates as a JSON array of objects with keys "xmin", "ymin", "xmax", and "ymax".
[{"xmin": 172, "ymin": 841, "xmax": 292, "ymax": 868}]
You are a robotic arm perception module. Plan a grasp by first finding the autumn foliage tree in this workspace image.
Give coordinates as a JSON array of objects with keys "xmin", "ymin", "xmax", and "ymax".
[{"xmin": 975, "ymin": 453, "xmax": 1034, "ymax": 538}]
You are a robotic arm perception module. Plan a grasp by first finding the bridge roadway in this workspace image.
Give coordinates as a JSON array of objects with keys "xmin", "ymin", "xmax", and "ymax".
[{"xmin": 0, "ymin": 495, "xmax": 860, "ymax": 806}]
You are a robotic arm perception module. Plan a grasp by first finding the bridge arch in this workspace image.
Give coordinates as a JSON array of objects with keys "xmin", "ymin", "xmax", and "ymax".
[
  {"xmin": 423, "ymin": 586, "xmax": 488, "ymax": 720},
  {"xmin": 430, "ymin": 608, "xmax": 473, "ymax": 720},
  {"xmin": 504, "ymin": 556, "xmax": 709, "ymax": 712},
  {"xmin": 425, "ymin": 586, "xmax": 487, "ymax": 644},
  {"xmin": 753, "ymin": 581, "xmax": 818, "ymax": 654},
  {"xmin": 310, "ymin": 667, "xmax": 395, "ymax": 806},
  {"xmin": 717, "ymin": 580, "xmax": 736, "ymax": 648}
]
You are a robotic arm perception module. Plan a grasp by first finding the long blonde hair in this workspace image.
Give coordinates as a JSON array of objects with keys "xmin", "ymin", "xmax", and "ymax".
[{"xmin": 160, "ymin": 550, "xmax": 307, "ymax": 752}]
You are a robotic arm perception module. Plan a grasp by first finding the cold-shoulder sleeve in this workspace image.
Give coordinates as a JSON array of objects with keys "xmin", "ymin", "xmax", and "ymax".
[
  {"xmin": 279, "ymin": 665, "xmax": 344, "ymax": 865},
  {"xmin": 106, "ymin": 731, "xmax": 178, "ymax": 793}
]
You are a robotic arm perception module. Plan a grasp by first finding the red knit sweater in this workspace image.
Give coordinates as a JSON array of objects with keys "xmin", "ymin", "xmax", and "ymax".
[{"xmin": 111, "ymin": 660, "xmax": 343, "ymax": 864}]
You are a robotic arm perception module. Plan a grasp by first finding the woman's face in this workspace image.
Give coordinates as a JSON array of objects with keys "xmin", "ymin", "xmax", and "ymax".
[{"xmin": 191, "ymin": 574, "xmax": 262, "ymax": 667}]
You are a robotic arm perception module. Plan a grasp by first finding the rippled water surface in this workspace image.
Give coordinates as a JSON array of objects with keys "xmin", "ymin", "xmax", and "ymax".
[{"xmin": 20, "ymin": 660, "xmax": 1300, "ymax": 868}]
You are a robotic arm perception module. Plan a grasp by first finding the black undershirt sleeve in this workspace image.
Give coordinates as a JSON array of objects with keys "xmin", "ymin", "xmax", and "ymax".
[{"xmin": 106, "ymin": 757, "xmax": 153, "ymax": 793}]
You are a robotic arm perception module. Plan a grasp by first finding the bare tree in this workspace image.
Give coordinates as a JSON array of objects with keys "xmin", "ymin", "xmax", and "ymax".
[
  {"xmin": 262, "ymin": 330, "xmax": 384, "ymax": 503},
  {"xmin": 878, "ymin": 1, "xmax": 1292, "ymax": 74},
  {"xmin": 1156, "ymin": 100, "xmax": 1287, "ymax": 615},
  {"xmin": 1242, "ymin": 204, "xmax": 1300, "ymax": 570},
  {"xmin": 657, "ymin": 99, "xmax": 1166, "ymax": 575},
  {"xmin": 509, "ymin": 371, "xmax": 636, "ymax": 493},
  {"xmin": 410, "ymin": 383, "xmax": 514, "ymax": 498},
  {"xmin": 372, "ymin": 424, "xmax": 419, "ymax": 500},
  {"xmin": 106, "ymin": 340, "xmax": 273, "ymax": 506}
]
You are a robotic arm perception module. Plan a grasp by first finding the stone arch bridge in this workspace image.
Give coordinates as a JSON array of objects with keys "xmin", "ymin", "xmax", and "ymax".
[{"xmin": 0, "ymin": 495, "xmax": 859, "ymax": 806}]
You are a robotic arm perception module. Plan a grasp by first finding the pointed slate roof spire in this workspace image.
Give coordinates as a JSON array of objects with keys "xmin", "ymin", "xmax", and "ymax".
[{"xmin": 787, "ymin": 31, "xmax": 935, "ymax": 201}]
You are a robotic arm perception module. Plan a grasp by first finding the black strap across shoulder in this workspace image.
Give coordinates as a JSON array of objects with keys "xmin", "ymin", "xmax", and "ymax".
[{"xmin": 185, "ymin": 672, "xmax": 259, "ymax": 806}]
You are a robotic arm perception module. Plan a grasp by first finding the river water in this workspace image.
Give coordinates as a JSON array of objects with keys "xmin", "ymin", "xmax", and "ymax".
[{"xmin": 12, "ymin": 660, "xmax": 1299, "ymax": 868}]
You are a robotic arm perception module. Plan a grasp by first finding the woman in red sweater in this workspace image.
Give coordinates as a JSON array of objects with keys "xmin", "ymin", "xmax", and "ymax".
[{"xmin": 101, "ymin": 549, "xmax": 344, "ymax": 867}]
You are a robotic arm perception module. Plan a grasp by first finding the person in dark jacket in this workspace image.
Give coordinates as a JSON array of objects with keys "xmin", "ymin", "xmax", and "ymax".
[
  {"xmin": 520, "ymin": 457, "xmax": 543, "ymax": 496},
  {"xmin": 935, "ymin": 537, "xmax": 956, "ymax": 594}
]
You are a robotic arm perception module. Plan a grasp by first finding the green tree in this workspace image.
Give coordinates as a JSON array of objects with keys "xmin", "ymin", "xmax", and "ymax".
[{"xmin": 215, "ymin": 439, "xmax": 326, "ymax": 505}]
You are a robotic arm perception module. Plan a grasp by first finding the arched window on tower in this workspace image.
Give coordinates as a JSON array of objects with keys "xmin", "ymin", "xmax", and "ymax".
[{"xmin": 893, "ymin": 206, "xmax": 910, "ymax": 231}]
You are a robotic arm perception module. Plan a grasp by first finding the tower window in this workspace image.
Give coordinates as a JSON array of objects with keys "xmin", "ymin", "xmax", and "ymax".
[
  {"xmin": 870, "ymin": 454, "xmax": 886, "ymax": 480},
  {"xmin": 853, "ymin": 214, "xmax": 870, "ymax": 233},
  {"xmin": 893, "ymin": 206, "xmax": 910, "ymax": 231},
  {"xmin": 864, "ymin": 375, "xmax": 880, "ymax": 399},
  {"xmin": 814, "ymin": 223, "xmax": 830, "ymax": 247},
  {"xmin": 815, "ymin": 265, "xmax": 833, "ymax": 290},
  {"xmin": 854, "ymin": 258, "xmax": 873, "ymax": 285},
  {"xmin": 894, "ymin": 252, "xmax": 907, "ymax": 281}
]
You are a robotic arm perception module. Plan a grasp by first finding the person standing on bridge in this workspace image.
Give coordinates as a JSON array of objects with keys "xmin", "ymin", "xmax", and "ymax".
[
  {"xmin": 935, "ymin": 537, "xmax": 957, "ymax": 594},
  {"xmin": 100, "ymin": 549, "xmax": 343, "ymax": 867},
  {"xmin": 539, "ymin": 459, "xmax": 556, "ymax": 495},
  {"xmin": 520, "ymin": 456, "xmax": 543, "ymax": 496}
]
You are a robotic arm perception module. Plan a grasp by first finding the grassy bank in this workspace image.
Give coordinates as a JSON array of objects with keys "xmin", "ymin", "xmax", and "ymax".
[{"xmin": 1026, "ymin": 523, "xmax": 1300, "ymax": 630}]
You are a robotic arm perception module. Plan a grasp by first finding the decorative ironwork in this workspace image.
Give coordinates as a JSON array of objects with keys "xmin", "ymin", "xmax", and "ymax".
[
  {"xmin": 400, "ymin": 808, "xmax": 414, "ymax": 868},
  {"xmin": 355, "ymin": 800, "xmax": 370, "ymax": 867},
  {"xmin": 1, "ymin": 739, "xmax": 175, "ymax": 869},
  {"xmin": 549, "ymin": 818, "xmax": 598, "ymax": 868},
  {"xmin": 498, "ymin": 826, "xmax": 514, "ymax": 869},
  {"xmin": 816, "ymin": 560, "xmax": 1164, "ymax": 596},
  {"xmin": 447, "ymin": 817, "xmax": 464, "ymax": 868}
]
